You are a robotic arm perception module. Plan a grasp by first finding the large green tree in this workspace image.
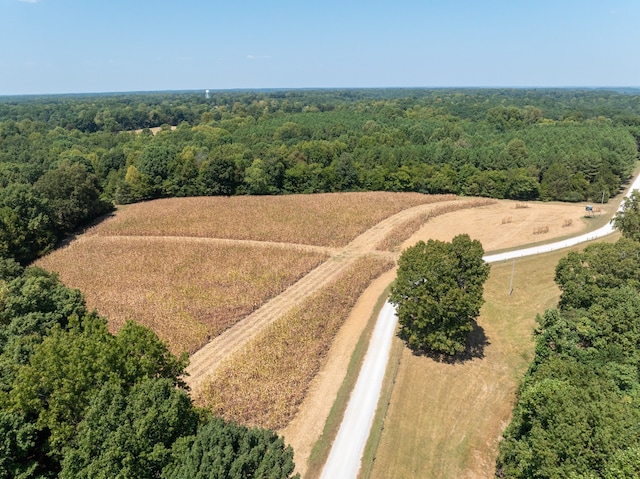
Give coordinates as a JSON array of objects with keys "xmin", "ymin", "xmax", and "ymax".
[
  {"xmin": 612, "ymin": 189, "xmax": 640, "ymax": 241},
  {"xmin": 162, "ymin": 417, "xmax": 299, "ymax": 479},
  {"xmin": 59, "ymin": 379, "xmax": 198, "ymax": 479},
  {"xmin": 390, "ymin": 234, "xmax": 489, "ymax": 355},
  {"xmin": 33, "ymin": 162, "xmax": 112, "ymax": 235}
]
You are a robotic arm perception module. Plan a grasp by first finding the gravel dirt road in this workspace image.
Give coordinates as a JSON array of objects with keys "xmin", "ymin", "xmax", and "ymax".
[{"xmin": 319, "ymin": 174, "xmax": 640, "ymax": 478}]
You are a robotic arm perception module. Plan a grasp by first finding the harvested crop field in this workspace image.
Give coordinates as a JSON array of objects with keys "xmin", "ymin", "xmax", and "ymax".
[
  {"xmin": 411, "ymin": 199, "xmax": 614, "ymax": 252},
  {"xmin": 93, "ymin": 192, "xmax": 458, "ymax": 247},
  {"xmin": 196, "ymin": 256, "xmax": 394, "ymax": 431},
  {"xmin": 36, "ymin": 237, "xmax": 327, "ymax": 354}
]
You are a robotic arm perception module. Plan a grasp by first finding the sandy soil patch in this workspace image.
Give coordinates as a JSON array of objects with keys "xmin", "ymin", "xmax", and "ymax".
[{"xmin": 406, "ymin": 199, "xmax": 610, "ymax": 252}]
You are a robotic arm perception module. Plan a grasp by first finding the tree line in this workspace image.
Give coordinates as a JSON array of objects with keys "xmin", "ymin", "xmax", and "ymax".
[
  {"xmin": 496, "ymin": 201, "xmax": 640, "ymax": 478},
  {"xmin": 1, "ymin": 88, "xmax": 639, "ymax": 266}
]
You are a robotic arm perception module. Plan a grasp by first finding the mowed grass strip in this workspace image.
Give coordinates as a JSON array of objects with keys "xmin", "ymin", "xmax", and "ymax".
[
  {"xmin": 367, "ymin": 247, "xmax": 586, "ymax": 479},
  {"xmin": 196, "ymin": 256, "xmax": 395, "ymax": 431},
  {"xmin": 36, "ymin": 236, "xmax": 327, "ymax": 354},
  {"xmin": 376, "ymin": 198, "xmax": 498, "ymax": 251},
  {"xmin": 94, "ymin": 192, "xmax": 457, "ymax": 247}
]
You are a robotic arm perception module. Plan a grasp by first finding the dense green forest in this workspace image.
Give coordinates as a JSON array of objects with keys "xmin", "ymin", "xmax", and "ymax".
[
  {"xmin": 497, "ymin": 199, "xmax": 640, "ymax": 478},
  {"xmin": 497, "ymin": 237, "xmax": 640, "ymax": 478},
  {"xmin": 1, "ymin": 88, "xmax": 639, "ymax": 265}
]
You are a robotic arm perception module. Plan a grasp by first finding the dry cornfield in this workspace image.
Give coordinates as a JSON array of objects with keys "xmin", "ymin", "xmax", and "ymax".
[
  {"xmin": 36, "ymin": 236, "xmax": 328, "ymax": 354},
  {"xmin": 93, "ymin": 192, "xmax": 458, "ymax": 247},
  {"xmin": 37, "ymin": 191, "xmax": 456, "ymax": 355},
  {"xmin": 196, "ymin": 256, "xmax": 394, "ymax": 431}
]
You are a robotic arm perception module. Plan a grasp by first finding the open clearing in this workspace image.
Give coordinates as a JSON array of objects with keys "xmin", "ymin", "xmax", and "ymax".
[{"xmin": 35, "ymin": 191, "xmax": 608, "ymax": 479}]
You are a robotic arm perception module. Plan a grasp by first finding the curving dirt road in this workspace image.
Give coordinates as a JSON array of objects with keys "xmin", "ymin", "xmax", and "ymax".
[{"xmin": 319, "ymin": 173, "xmax": 640, "ymax": 478}]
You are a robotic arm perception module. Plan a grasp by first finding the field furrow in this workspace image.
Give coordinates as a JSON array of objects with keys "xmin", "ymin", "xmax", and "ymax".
[{"xmin": 85, "ymin": 234, "xmax": 338, "ymax": 256}]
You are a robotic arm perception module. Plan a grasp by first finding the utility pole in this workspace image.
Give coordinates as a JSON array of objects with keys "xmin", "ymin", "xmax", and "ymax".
[{"xmin": 509, "ymin": 259, "xmax": 515, "ymax": 296}]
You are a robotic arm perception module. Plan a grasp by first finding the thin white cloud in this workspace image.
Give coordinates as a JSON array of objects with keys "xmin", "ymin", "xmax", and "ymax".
[
  {"xmin": 247, "ymin": 54, "xmax": 272, "ymax": 60},
  {"xmin": 19, "ymin": 0, "xmax": 40, "ymax": 3}
]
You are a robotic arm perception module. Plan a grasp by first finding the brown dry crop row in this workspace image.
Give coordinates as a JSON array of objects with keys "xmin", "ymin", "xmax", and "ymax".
[
  {"xmin": 195, "ymin": 255, "xmax": 394, "ymax": 431},
  {"xmin": 35, "ymin": 236, "xmax": 327, "ymax": 354},
  {"xmin": 375, "ymin": 198, "xmax": 498, "ymax": 251},
  {"xmin": 93, "ymin": 192, "xmax": 457, "ymax": 247}
]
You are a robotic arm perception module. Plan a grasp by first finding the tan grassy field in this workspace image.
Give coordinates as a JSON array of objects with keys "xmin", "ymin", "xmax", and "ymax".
[
  {"xmin": 412, "ymin": 199, "xmax": 616, "ymax": 252},
  {"xmin": 93, "ymin": 192, "xmax": 458, "ymax": 247},
  {"xmin": 36, "ymin": 236, "xmax": 327, "ymax": 354},
  {"xmin": 197, "ymin": 256, "xmax": 394, "ymax": 431},
  {"xmin": 376, "ymin": 198, "xmax": 497, "ymax": 251}
]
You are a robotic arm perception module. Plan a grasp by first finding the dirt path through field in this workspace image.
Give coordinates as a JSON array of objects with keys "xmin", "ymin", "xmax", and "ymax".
[
  {"xmin": 82, "ymin": 233, "xmax": 340, "ymax": 256},
  {"xmin": 185, "ymin": 199, "xmax": 465, "ymax": 392}
]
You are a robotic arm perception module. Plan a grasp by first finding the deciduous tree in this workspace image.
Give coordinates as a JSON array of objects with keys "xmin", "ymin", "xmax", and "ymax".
[
  {"xmin": 162, "ymin": 417, "xmax": 299, "ymax": 479},
  {"xmin": 612, "ymin": 190, "xmax": 640, "ymax": 241},
  {"xmin": 390, "ymin": 234, "xmax": 489, "ymax": 355}
]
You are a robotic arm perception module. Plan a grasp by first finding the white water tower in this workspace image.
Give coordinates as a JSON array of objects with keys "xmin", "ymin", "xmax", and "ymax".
[{"xmin": 205, "ymin": 89, "xmax": 210, "ymax": 99}]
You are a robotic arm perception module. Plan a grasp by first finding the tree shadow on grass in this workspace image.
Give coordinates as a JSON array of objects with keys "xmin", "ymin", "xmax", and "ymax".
[{"xmin": 403, "ymin": 322, "xmax": 490, "ymax": 365}]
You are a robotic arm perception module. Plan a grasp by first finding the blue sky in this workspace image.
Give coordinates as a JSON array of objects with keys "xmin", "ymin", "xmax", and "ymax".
[{"xmin": 0, "ymin": 0, "xmax": 638, "ymax": 95}]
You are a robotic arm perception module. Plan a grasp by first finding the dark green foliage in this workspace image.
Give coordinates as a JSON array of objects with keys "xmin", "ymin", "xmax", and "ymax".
[
  {"xmin": 0, "ymin": 267, "xmax": 87, "ymax": 393},
  {"xmin": 1, "ymin": 88, "xmax": 639, "ymax": 262},
  {"xmin": 199, "ymin": 156, "xmax": 241, "ymax": 196},
  {"xmin": 0, "ymin": 410, "xmax": 40, "ymax": 479},
  {"xmin": 0, "ymin": 258, "xmax": 23, "ymax": 282},
  {"xmin": 60, "ymin": 379, "xmax": 198, "ymax": 479},
  {"xmin": 498, "ymin": 238, "xmax": 640, "ymax": 478},
  {"xmin": 612, "ymin": 190, "xmax": 640, "ymax": 241},
  {"xmin": 112, "ymin": 321, "xmax": 189, "ymax": 390},
  {"xmin": 554, "ymin": 238, "xmax": 640, "ymax": 310},
  {"xmin": 499, "ymin": 370, "xmax": 640, "ymax": 478},
  {"xmin": 6, "ymin": 316, "xmax": 189, "ymax": 459},
  {"xmin": 163, "ymin": 417, "xmax": 299, "ymax": 479},
  {"xmin": 33, "ymin": 162, "xmax": 113, "ymax": 235},
  {"xmin": 390, "ymin": 234, "xmax": 489, "ymax": 355},
  {"xmin": 0, "ymin": 183, "xmax": 56, "ymax": 265}
]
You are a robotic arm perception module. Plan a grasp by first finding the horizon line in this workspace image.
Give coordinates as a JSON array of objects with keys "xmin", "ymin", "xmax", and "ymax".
[{"xmin": 2, "ymin": 85, "xmax": 640, "ymax": 98}]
